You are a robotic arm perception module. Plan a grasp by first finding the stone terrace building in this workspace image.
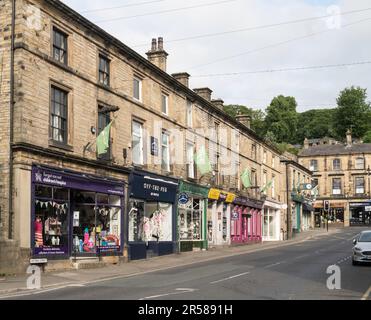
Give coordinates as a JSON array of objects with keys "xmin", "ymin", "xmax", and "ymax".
[
  {"xmin": 298, "ymin": 130, "xmax": 371, "ymax": 228},
  {"xmin": 0, "ymin": 0, "xmax": 286, "ymax": 273}
]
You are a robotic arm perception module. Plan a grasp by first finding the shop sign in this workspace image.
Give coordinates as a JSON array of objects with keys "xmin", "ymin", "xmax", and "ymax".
[
  {"xmin": 32, "ymin": 167, "xmax": 124, "ymax": 196},
  {"xmin": 73, "ymin": 211, "xmax": 80, "ymax": 227},
  {"xmin": 34, "ymin": 246, "xmax": 68, "ymax": 255},
  {"xmin": 178, "ymin": 193, "xmax": 190, "ymax": 205},
  {"xmin": 97, "ymin": 245, "xmax": 120, "ymax": 253},
  {"xmin": 179, "ymin": 181, "xmax": 209, "ymax": 198},
  {"xmin": 151, "ymin": 137, "xmax": 159, "ymax": 156},
  {"xmin": 225, "ymin": 193, "xmax": 236, "ymax": 203},
  {"xmin": 130, "ymin": 173, "xmax": 178, "ymax": 202},
  {"xmin": 231, "ymin": 211, "xmax": 239, "ymax": 220},
  {"xmin": 208, "ymin": 188, "xmax": 221, "ymax": 200}
]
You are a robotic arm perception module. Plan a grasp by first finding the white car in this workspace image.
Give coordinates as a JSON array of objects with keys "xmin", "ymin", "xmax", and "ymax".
[{"xmin": 352, "ymin": 230, "xmax": 371, "ymax": 265}]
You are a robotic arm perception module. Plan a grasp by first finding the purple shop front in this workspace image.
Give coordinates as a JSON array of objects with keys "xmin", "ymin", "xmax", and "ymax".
[{"xmin": 31, "ymin": 165, "xmax": 125, "ymax": 258}]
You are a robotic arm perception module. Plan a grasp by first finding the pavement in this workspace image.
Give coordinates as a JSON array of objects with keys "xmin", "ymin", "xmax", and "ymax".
[{"xmin": 1, "ymin": 227, "xmax": 370, "ymax": 300}]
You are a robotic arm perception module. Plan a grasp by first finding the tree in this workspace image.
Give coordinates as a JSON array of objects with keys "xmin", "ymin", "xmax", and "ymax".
[
  {"xmin": 223, "ymin": 104, "xmax": 266, "ymax": 136},
  {"xmin": 295, "ymin": 109, "xmax": 336, "ymax": 144},
  {"xmin": 333, "ymin": 86, "xmax": 371, "ymax": 139},
  {"xmin": 362, "ymin": 130, "xmax": 371, "ymax": 143},
  {"xmin": 264, "ymin": 95, "xmax": 298, "ymax": 144}
]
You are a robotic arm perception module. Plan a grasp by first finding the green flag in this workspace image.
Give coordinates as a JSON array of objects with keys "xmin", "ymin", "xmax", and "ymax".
[
  {"xmin": 261, "ymin": 179, "xmax": 273, "ymax": 193},
  {"xmin": 96, "ymin": 121, "xmax": 113, "ymax": 155},
  {"xmin": 241, "ymin": 169, "xmax": 251, "ymax": 188},
  {"xmin": 194, "ymin": 145, "xmax": 212, "ymax": 175}
]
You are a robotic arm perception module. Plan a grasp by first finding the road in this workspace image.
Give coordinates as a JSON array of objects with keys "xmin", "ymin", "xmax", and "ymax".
[{"xmin": 6, "ymin": 227, "xmax": 371, "ymax": 300}]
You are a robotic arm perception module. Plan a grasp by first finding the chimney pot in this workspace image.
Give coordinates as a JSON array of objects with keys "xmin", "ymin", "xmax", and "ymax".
[
  {"xmin": 158, "ymin": 37, "xmax": 164, "ymax": 50},
  {"xmin": 346, "ymin": 129, "xmax": 352, "ymax": 146},
  {"xmin": 151, "ymin": 38, "xmax": 157, "ymax": 51},
  {"xmin": 304, "ymin": 137, "xmax": 309, "ymax": 149},
  {"xmin": 146, "ymin": 36, "xmax": 168, "ymax": 72}
]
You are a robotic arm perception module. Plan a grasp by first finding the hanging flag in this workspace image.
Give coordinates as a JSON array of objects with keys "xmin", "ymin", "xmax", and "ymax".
[
  {"xmin": 261, "ymin": 180, "xmax": 273, "ymax": 193},
  {"xmin": 96, "ymin": 121, "xmax": 113, "ymax": 155},
  {"xmin": 240, "ymin": 168, "xmax": 251, "ymax": 188},
  {"xmin": 194, "ymin": 145, "xmax": 212, "ymax": 175},
  {"xmin": 311, "ymin": 185, "xmax": 319, "ymax": 199}
]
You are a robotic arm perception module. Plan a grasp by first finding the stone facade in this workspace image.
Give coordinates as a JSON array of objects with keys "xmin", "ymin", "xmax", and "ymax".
[
  {"xmin": 299, "ymin": 131, "xmax": 371, "ymax": 227},
  {"xmin": 0, "ymin": 0, "xmax": 306, "ymax": 273}
]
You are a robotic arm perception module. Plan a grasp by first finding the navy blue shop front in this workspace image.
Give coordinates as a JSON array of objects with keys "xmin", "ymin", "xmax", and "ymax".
[{"xmin": 128, "ymin": 170, "xmax": 178, "ymax": 260}]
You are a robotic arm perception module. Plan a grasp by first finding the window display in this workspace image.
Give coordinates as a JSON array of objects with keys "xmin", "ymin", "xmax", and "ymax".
[
  {"xmin": 72, "ymin": 191, "xmax": 121, "ymax": 254},
  {"xmin": 34, "ymin": 186, "xmax": 69, "ymax": 255},
  {"xmin": 178, "ymin": 198, "xmax": 203, "ymax": 240},
  {"xmin": 129, "ymin": 200, "xmax": 172, "ymax": 242}
]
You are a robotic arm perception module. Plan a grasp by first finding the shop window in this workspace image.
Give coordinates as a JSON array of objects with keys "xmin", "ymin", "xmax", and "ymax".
[
  {"xmin": 34, "ymin": 185, "xmax": 70, "ymax": 255},
  {"xmin": 129, "ymin": 200, "xmax": 173, "ymax": 242},
  {"xmin": 72, "ymin": 190, "xmax": 121, "ymax": 254},
  {"xmin": 178, "ymin": 198, "xmax": 203, "ymax": 240}
]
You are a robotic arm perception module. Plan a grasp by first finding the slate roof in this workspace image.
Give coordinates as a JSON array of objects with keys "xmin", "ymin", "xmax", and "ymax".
[{"xmin": 299, "ymin": 143, "xmax": 371, "ymax": 157}]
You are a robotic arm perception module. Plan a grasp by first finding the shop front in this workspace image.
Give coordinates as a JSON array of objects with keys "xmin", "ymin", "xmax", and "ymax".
[
  {"xmin": 291, "ymin": 193, "xmax": 304, "ymax": 233},
  {"xmin": 128, "ymin": 170, "xmax": 178, "ymax": 260},
  {"xmin": 31, "ymin": 165, "xmax": 125, "ymax": 259},
  {"xmin": 178, "ymin": 181, "xmax": 208, "ymax": 252},
  {"xmin": 350, "ymin": 202, "xmax": 371, "ymax": 226},
  {"xmin": 207, "ymin": 189, "xmax": 235, "ymax": 247},
  {"xmin": 262, "ymin": 200, "xmax": 282, "ymax": 241},
  {"xmin": 230, "ymin": 196, "xmax": 263, "ymax": 244},
  {"xmin": 302, "ymin": 201, "xmax": 314, "ymax": 231}
]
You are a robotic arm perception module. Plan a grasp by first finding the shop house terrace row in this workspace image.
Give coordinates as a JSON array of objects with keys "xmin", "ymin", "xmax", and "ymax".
[{"xmin": 0, "ymin": 0, "xmax": 313, "ymax": 273}]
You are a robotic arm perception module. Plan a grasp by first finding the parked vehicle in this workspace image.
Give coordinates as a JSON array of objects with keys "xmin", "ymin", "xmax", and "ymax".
[{"xmin": 352, "ymin": 230, "xmax": 371, "ymax": 265}]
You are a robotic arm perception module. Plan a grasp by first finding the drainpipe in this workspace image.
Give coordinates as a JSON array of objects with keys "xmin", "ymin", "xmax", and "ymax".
[
  {"xmin": 286, "ymin": 163, "xmax": 291, "ymax": 240},
  {"xmin": 8, "ymin": 0, "xmax": 16, "ymax": 239}
]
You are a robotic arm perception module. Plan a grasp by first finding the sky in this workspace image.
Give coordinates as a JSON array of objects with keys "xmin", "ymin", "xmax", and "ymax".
[{"xmin": 62, "ymin": 0, "xmax": 371, "ymax": 113}]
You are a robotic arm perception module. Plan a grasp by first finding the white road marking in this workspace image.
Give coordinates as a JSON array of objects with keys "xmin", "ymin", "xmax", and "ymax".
[
  {"xmin": 139, "ymin": 288, "xmax": 197, "ymax": 300},
  {"xmin": 210, "ymin": 272, "xmax": 250, "ymax": 284},
  {"xmin": 264, "ymin": 261, "xmax": 285, "ymax": 268},
  {"xmin": 361, "ymin": 286, "xmax": 371, "ymax": 300}
]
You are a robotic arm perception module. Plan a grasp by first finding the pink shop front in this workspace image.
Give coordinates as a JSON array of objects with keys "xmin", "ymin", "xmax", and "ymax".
[{"xmin": 230, "ymin": 196, "xmax": 264, "ymax": 244}]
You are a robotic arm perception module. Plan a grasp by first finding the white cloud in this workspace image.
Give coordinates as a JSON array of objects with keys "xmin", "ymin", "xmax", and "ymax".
[{"xmin": 62, "ymin": 0, "xmax": 371, "ymax": 112}]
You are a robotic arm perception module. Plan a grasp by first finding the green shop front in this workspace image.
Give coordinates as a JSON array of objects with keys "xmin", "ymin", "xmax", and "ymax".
[
  {"xmin": 177, "ymin": 181, "xmax": 208, "ymax": 252},
  {"xmin": 291, "ymin": 192, "xmax": 304, "ymax": 233}
]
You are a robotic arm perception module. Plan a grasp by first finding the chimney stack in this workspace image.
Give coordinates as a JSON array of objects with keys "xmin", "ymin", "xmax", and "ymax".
[
  {"xmin": 304, "ymin": 137, "xmax": 309, "ymax": 149},
  {"xmin": 346, "ymin": 129, "xmax": 352, "ymax": 146},
  {"xmin": 172, "ymin": 72, "xmax": 190, "ymax": 87},
  {"xmin": 236, "ymin": 113, "xmax": 251, "ymax": 129},
  {"xmin": 146, "ymin": 37, "xmax": 168, "ymax": 72},
  {"xmin": 193, "ymin": 87, "xmax": 213, "ymax": 101},
  {"xmin": 211, "ymin": 99, "xmax": 224, "ymax": 111}
]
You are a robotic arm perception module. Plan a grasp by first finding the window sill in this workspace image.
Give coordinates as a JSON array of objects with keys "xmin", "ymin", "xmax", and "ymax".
[{"xmin": 49, "ymin": 140, "xmax": 73, "ymax": 152}]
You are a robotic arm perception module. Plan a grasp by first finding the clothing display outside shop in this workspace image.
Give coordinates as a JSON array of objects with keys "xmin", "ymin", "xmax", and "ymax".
[
  {"xmin": 129, "ymin": 201, "xmax": 172, "ymax": 242},
  {"xmin": 179, "ymin": 198, "xmax": 203, "ymax": 241}
]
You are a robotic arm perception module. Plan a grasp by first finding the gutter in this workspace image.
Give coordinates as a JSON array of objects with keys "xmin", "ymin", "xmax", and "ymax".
[{"xmin": 8, "ymin": 0, "xmax": 16, "ymax": 239}]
